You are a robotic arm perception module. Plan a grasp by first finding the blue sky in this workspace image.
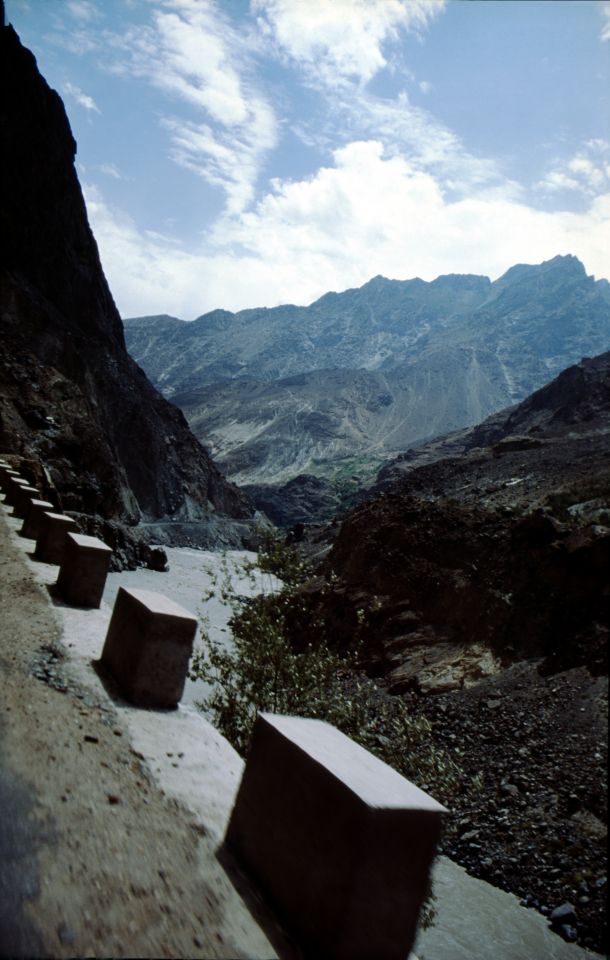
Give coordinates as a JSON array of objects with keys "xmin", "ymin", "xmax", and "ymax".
[{"xmin": 6, "ymin": 0, "xmax": 610, "ymax": 319}]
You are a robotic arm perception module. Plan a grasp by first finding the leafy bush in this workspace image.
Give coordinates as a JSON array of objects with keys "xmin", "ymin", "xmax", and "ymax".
[
  {"xmin": 190, "ymin": 539, "xmax": 460, "ymax": 806},
  {"xmin": 190, "ymin": 537, "xmax": 467, "ymax": 930}
]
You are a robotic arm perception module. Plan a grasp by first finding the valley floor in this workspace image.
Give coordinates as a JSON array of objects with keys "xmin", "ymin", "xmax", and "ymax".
[{"xmin": 0, "ymin": 505, "xmax": 603, "ymax": 959}]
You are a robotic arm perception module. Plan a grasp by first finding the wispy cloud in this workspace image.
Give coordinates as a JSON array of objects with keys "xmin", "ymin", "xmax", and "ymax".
[
  {"xmin": 84, "ymin": 143, "xmax": 610, "ymax": 319},
  {"xmin": 253, "ymin": 0, "xmax": 445, "ymax": 88},
  {"xmin": 600, "ymin": 1, "xmax": 610, "ymax": 41},
  {"xmin": 105, "ymin": 0, "xmax": 277, "ymax": 214},
  {"xmin": 538, "ymin": 139, "xmax": 610, "ymax": 197},
  {"xmin": 98, "ymin": 162, "xmax": 123, "ymax": 179},
  {"xmin": 66, "ymin": 0, "xmax": 101, "ymax": 22},
  {"xmin": 254, "ymin": 0, "xmax": 499, "ymax": 199},
  {"xmin": 63, "ymin": 80, "xmax": 100, "ymax": 113}
]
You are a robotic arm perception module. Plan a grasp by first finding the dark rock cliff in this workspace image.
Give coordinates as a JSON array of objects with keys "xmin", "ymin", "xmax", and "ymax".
[{"xmin": 0, "ymin": 21, "xmax": 252, "ymax": 523}]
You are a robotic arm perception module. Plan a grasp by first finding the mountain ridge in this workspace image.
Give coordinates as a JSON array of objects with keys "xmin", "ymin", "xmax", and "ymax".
[{"xmin": 124, "ymin": 255, "xmax": 610, "ymax": 503}]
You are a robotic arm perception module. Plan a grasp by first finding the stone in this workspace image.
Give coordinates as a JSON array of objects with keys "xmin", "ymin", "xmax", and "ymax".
[
  {"xmin": 20, "ymin": 498, "xmax": 54, "ymax": 540},
  {"xmin": 550, "ymin": 902, "xmax": 577, "ymax": 926},
  {"xmin": 100, "ymin": 587, "xmax": 197, "ymax": 708},
  {"xmin": 56, "ymin": 532, "xmax": 112, "ymax": 608},
  {"xmin": 225, "ymin": 713, "xmax": 446, "ymax": 960},
  {"xmin": 0, "ymin": 466, "xmax": 20, "ymax": 490},
  {"xmin": 12, "ymin": 484, "xmax": 40, "ymax": 518},
  {"xmin": 34, "ymin": 512, "xmax": 77, "ymax": 565},
  {"xmin": 57, "ymin": 924, "xmax": 75, "ymax": 946}
]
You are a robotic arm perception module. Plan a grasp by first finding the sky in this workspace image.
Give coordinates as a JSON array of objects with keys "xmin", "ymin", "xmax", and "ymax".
[{"xmin": 6, "ymin": 0, "xmax": 610, "ymax": 319}]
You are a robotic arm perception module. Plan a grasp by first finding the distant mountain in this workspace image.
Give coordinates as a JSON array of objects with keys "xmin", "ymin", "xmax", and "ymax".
[
  {"xmin": 0, "ymin": 22, "xmax": 251, "ymax": 529},
  {"xmin": 124, "ymin": 257, "xmax": 610, "ymax": 502}
]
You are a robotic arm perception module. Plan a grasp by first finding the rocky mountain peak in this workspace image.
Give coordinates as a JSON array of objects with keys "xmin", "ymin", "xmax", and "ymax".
[{"xmin": 493, "ymin": 253, "xmax": 588, "ymax": 293}]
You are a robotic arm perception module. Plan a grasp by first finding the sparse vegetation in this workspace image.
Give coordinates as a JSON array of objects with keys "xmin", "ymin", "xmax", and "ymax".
[
  {"xmin": 190, "ymin": 535, "xmax": 462, "ymax": 806},
  {"xmin": 191, "ymin": 533, "xmax": 466, "ymax": 930}
]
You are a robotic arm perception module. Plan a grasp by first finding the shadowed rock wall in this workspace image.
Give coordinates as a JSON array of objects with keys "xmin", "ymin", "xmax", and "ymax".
[{"xmin": 0, "ymin": 21, "xmax": 252, "ymax": 524}]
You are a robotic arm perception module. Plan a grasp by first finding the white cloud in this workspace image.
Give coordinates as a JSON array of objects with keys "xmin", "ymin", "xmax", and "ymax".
[
  {"xmin": 98, "ymin": 163, "xmax": 123, "ymax": 180},
  {"xmin": 84, "ymin": 141, "xmax": 610, "ymax": 320},
  {"xmin": 538, "ymin": 139, "xmax": 610, "ymax": 197},
  {"xmin": 600, "ymin": 1, "xmax": 610, "ymax": 41},
  {"xmin": 253, "ymin": 0, "xmax": 445, "ymax": 87},
  {"xmin": 66, "ymin": 0, "xmax": 101, "ymax": 22},
  {"xmin": 63, "ymin": 81, "xmax": 100, "ymax": 113},
  {"xmin": 106, "ymin": 0, "xmax": 277, "ymax": 214},
  {"xmin": 252, "ymin": 1, "xmax": 497, "ymax": 201}
]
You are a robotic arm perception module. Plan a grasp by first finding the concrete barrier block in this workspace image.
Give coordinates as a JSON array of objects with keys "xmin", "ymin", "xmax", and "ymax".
[
  {"xmin": 34, "ymin": 512, "xmax": 76, "ymax": 565},
  {"xmin": 4, "ymin": 476, "xmax": 29, "ymax": 506},
  {"xmin": 13, "ymin": 485, "xmax": 40, "ymax": 519},
  {"xmin": 225, "ymin": 713, "xmax": 447, "ymax": 960},
  {"xmin": 100, "ymin": 587, "xmax": 197, "ymax": 708},
  {"xmin": 20, "ymin": 499, "xmax": 55, "ymax": 540},
  {"xmin": 0, "ymin": 465, "xmax": 18, "ymax": 489},
  {"xmin": 56, "ymin": 532, "xmax": 112, "ymax": 608}
]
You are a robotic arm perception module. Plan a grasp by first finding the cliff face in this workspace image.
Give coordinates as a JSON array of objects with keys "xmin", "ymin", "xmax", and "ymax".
[{"xmin": 0, "ymin": 22, "xmax": 252, "ymax": 523}]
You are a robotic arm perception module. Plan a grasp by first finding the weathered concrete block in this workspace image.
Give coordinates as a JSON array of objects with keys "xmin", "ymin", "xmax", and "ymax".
[
  {"xmin": 56, "ymin": 533, "xmax": 112, "ymax": 608},
  {"xmin": 100, "ymin": 587, "xmax": 197, "ymax": 708},
  {"xmin": 20, "ymin": 499, "xmax": 55, "ymax": 540},
  {"xmin": 4, "ymin": 476, "xmax": 29, "ymax": 505},
  {"xmin": 35, "ymin": 512, "xmax": 76, "ymax": 565},
  {"xmin": 0, "ymin": 465, "xmax": 18, "ymax": 489},
  {"xmin": 13, "ymin": 485, "xmax": 40, "ymax": 519},
  {"xmin": 226, "ymin": 713, "xmax": 447, "ymax": 960}
]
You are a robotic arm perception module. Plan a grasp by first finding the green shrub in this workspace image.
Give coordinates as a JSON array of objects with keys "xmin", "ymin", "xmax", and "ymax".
[
  {"xmin": 190, "ymin": 538, "xmax": 466, "ymax": 930},
  {"xmin": 190, "ymin": 541, "xmax": 460, "ymax": 805}
]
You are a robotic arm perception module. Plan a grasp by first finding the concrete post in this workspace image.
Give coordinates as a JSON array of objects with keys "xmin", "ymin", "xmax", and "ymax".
[
  {"xmin": 225, "ymin": 713, "xmax": 447, "ymax": 960},
  {"xmin": 100, "ymin": 587, "xmax": 198, "ymax": 708},
  {"xmin": 20, "ymin": 499, "xmax": 55, "ymax": 540},
  {"xmin": 56, "ymin": 532, "xmax": 112, "ymax": 608},
  {"xmin": 0, "ymin": 465, "xmax": 18, "ymax": 489},
  {"xmin": 34, "ymin": 512, "xmax": 77, "ymax": 565},
  {"xmin": 13, "ymin": 485, "xmax": 40, "ymax": 519},
  {"xmin": 4, "ymin": 476, "xmax": 29, "ymax": 506}
]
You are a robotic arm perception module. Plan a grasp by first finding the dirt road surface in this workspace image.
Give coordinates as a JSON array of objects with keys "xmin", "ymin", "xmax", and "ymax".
[{"xmin": 0, "ymin": 508, "xmax": 283, "ymax": 959}]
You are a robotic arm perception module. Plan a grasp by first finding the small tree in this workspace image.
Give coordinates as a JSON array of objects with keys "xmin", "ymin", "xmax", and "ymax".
[
  {"xmin": 191, "ymin": 538, "xmax": 467, "ymax": 930},
  {"xmin": 190, "ymin": 539, "xmax": 461, "ymax": 806}
]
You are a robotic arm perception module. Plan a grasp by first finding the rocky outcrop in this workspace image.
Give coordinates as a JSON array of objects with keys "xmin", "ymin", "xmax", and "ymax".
[
  {"xmin": 0, "ymin": 22, "xmax": 252, "ymax": 525},
  {"xmin": 311, "ymin": 496, "xmax": 608, "ymax": 683},
  {"xmin": 376, "ymin": 352, "xmax": 610, "ymax": 517},
  {"xmin": 243, "ymin": 474, "xmax": 342, "ymax": 527},
  {"xmin": 274, "ymin": 351, "xmax": 609, "ymax": 954}
]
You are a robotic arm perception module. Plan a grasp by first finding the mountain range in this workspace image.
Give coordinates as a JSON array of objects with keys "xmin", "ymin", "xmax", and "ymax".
[{"xmin": 125, "ymin": 256, "xmax": 610, "ymax": 520}]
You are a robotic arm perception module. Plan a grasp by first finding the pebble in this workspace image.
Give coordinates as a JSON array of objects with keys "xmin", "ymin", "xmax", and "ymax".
[
  {"xmin": 550, "ymin": 902, "xmax": 577, "ymax": 926},
  {"xmin": 559, "ymin": 924, "xmax": 578, "ymax": 942},
  {"xmin": 57, "ymin": 923, "xmax": 75, "ymax": 946}
]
